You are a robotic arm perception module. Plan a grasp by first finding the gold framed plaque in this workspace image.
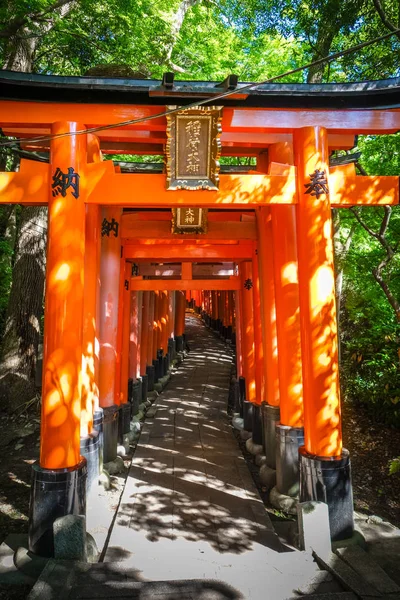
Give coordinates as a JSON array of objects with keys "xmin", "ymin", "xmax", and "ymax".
[
  {"xmin": 171, "ymin": 208, "xmax": 208, "ymax": 234},
  {"xmin": 166, "ymin": 106, "xmax": 222, "ymax": 190}
]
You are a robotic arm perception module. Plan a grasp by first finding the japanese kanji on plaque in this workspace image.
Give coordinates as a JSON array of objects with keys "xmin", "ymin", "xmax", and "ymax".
[
  {"xmin": 171, "ymin": 207, "xmax": 208, "ymax": 234},
  {"xmin": 166, "ymin": 106, "xmax": 222, "ymax": 190}
]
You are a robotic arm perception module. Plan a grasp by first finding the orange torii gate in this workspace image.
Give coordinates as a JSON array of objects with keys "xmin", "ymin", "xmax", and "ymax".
[{"xmin": 0, "ymin": 71, "xmax": 399, "ymax": 555}]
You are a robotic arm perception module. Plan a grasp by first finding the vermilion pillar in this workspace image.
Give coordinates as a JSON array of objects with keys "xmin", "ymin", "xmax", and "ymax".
[
  {"xmin": 154, "ymin": 290, "xmax": 161, "ymax": 357},
  {"xmin": 294, "ymin": 127, "xmax": 341, "ymax": 457},
  {"xmin": 272, "ymin": 206, "xmax": 303, "ymax": 427},
  {"xmin": 252, "ymin": 247, "xmax": 264, "ymax": 406},
  {"xmin": 114, "ymin": 249, "xmax": 126, "ymax": 405},
  {"xmin": 235, "ymin": 288, "xmax": 243, "ymax": 377},
  {"xmin": 129, "ymin": 291, "xmax": 141, "ymax": 380},
  {"xmin": 40, "ymin": 122, "xmax": 86, "ymax": 469},
  {"xmin": 147, "ymin": 292, "xmax": 155, "ymax": 366},
  {"xmin": 161, "ymin": 290, "xmax": 169, "ymax": 353},
  {"xmin": 175, "ymin": 290, "xmax": 185, "ymax": 351},
  {"xmin": 99, "ymin": 206, "xmax": 122, "ymax": 408},
  {"xmin": 29, "ymin": 122, "xmax": 87, "ymax": 556},
  {"xmin": 140, "ymin": 291, "xmax": 150, "ymax": 377},
  {"xmin": 120, "ymin": 263, "xmax": 131, "ymax": 403},
  {"xmin": 295, "ymin": 126, "xmax": 353, "ymax": 541},
  {"xmin": 239, "ymin": 261, "xmax": 256, "ymax": 403},
  {"xmin": 81, "ymin": 203, "xmax": 100, "ymax": 438},
  {"xmin": 256, "ymin": 210, "xmax": 280, "ymax": 407}
]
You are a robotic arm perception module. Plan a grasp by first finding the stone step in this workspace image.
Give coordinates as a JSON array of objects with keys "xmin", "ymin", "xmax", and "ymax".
[
  {"xmin": 28, "ymin": 560, "xmax": 245, "ymax": 600},
  {"xmin": 335, "ymin": 545, "xmax": 400, "ymax": 596}
]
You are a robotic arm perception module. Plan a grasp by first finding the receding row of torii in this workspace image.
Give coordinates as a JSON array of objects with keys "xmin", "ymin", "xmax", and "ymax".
[{"xmin": 1, "ymin": 98, "xmax": 399, "ymax": 553}]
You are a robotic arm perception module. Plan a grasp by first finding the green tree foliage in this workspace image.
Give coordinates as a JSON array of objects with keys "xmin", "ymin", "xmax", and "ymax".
[{"xmin": 339, "ymin": 135, "xmax": 400, "ymax": 427}]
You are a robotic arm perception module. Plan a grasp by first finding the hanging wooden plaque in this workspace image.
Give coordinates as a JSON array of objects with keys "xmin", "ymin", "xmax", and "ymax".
[
  {"xmin": 166, "ymin": 106, "xmax": 222, "ymax": 190},
  {"xmin": 171, "ymin": 207, "xmax": 208, "ymax": 234}
]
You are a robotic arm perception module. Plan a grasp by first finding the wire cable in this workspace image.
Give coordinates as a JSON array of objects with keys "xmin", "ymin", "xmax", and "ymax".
[{"xmin": 0, "ymin": 27, "xmax": 399, "ymax": 148}]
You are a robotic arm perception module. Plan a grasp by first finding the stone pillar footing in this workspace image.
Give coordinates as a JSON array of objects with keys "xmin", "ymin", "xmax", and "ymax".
[
  {"xmin": 299, "ymin": 447, "xmax": 354, "ymax": 542},
  {"xmin": 28, "ymin": 458, "xmax": 87, "ymax": 557},
  {"xmin": 269, "ymin": 485, "xmax": 298, "ymax": 515},
  {"xmin": 261, "ymin": 403, "xmax": 280, "ymax": 470},
  {"xmin": 102, "ymin": 404, "xmax": 119, "ymax": 463}
]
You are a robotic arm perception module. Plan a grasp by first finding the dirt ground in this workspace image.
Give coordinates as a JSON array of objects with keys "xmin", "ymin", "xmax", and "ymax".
[{"xmin": 1, "ymin": 397, "xmax": 400, "ymax": 548}]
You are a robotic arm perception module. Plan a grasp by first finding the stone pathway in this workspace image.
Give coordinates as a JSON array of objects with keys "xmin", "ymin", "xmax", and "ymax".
[{"xmin": 102, "ymin": 314, "xmax": 320, "ymax": 599}]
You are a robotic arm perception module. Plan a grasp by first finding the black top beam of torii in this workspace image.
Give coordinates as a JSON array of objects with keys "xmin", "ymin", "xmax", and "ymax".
[{"xmin": 1, "ymin": 69, "xmax": 400, "ymax": 109}]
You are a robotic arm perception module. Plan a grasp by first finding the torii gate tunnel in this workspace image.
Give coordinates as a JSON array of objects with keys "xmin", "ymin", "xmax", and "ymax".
[{"xmin": 0, "ymin": 71, "xmax": 399, "ymax": 555}]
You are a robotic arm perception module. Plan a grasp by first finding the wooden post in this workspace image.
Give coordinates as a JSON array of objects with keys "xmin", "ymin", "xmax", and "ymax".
[
  {"xmin": 129, "ymin": 291, "xmax": 140, "ymax": 379},
  {"xmin": 147, "ymin": 292, "xmax": 155, "ymax": 367},
  {"xmin": 140, "ymin": 291, "xmax": 150, "ymax": 377},
  {"xmin": 114, "ymin": 249, "xmax": 125, "ymax": 404},
  {"xmin": 272, "ymin": 206, "xmax": 303, "ymax": 427},
  {"xmin": 120, "ymin": 263, "xmax": 131, "ymax": 403},
  {"xmin": 294, "ymin": 126, "xmax": 353, "ymax": 542},
  {"xmin": 239, "ymin": 261, "xmax": 256, "ymax": 403},
  {"xmin": 99, "ymin": 206, "xmax": 122, "ymax": 408},
  {"xmin": 294, "ymin": 126, "xmax": 342, "ymax": 457},
  {"xmin": 40, "ymin": 121, "xmax": 86, "ymax": 469},
  {"xmin": 81, "ymin": 203, "xmax": 100, "ymax": 438},
  {"xmin": 29, "ymin": 122, "xmax": 88, "ymax": 556},
  {"xmin": 252, "ymin": 246, "xmax": 264, "ymax": 405}
]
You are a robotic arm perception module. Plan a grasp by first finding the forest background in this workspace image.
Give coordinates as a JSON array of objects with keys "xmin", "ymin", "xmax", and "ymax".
[{"xmin": 0, "ymin": 0, "xmax": 399, "ymax": 469}]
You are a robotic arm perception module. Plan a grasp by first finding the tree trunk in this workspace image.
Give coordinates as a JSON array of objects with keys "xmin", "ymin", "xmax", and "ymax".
[{"xmin": 0, "ymin": 207, "xmax": 47, "ymax": 410}]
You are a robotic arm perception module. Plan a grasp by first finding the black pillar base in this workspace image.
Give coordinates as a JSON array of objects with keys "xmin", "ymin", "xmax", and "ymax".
[
  {"xmin": 103, "ymin": 405, "xmax": 119, "ymax": 463},
  {"xmin": 131, "ymin": 379, "xmax": 141, "ymax": 416},
  {"xmin": 146, "ymin": 365, "xmax": 155, "ymax": 391},
  {"xmin": 118, "ymin": 402, "xmax": 131, "ymax": 442},
  {"xmin": 141, "ymin": 374, "xmax": 148, "ymax": 402},
  {"xmin": 226, "ymin": 325, "xmax": 233, "ymax": 341},
  {"xmin": 175, "ymin": 335, "xmax": 184, "ymax": 352},
  {"xmin": 261, "ymin": 403, "xmax": 280, "ymax": 469},
  {"xmin": 163, "ymin": 354, "xmax": 170, "ymax": 375},
  {"xmin": 28, "ymin": 458, "xmax": 87, "ymax": 557},
  {"xmin": 152, "ymin": 359, "xmax": 160, "ymax": 382},
  {"xmin": 276, "ymin": 424, "xmax": 304, "ymax": 497},
  {"xmin": 157, "ymin": 349, "xmax": 164, "ymax": 378},
  {"xmin": 299, "ymin": 447, "xmax": 354, "ymax": 541},
  {"xmin": 92, "ymin": 408, "xmax": 104, "ymax": 473},
  {"xmin": 238, "ymin": 376, "xmax": 246, "ymax": 418},
  {"xmin": 231, "ymin": 331, "xmax": 236, "ymax": 348},
  {"xmin": 227, "ymin": 378, "xmax": 238, "ymax": 413},
  {"xmin": 167, "ymin": 338, "xmax": 174, "ymax": 361},
  {"xmin": 243, "ymin": 400, "xmax": 254, "ymax": 431},
  {"xmin": 80, "ymin": 432, "xmax": 99, "ymax": 497},
  {"xmin": 252, "ymin": 404, "xmax": 263, "ymax": 445}
]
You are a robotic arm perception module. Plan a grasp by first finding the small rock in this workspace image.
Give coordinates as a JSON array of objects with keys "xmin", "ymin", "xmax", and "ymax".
[
  {"xmin": 14, "ymin": 443, "xmax": 24, "ymax": 451},
  {"xmin": 99, "ymin": 470, "xmax": 111, "ymax": 490}
]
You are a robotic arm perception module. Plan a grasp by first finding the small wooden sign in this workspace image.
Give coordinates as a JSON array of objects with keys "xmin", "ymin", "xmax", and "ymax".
[
  {"xmin": 166, "ymin": 106, "xmax": 222, "ymax": 190},
  {"xmin": 172, "ymin": 207, "xmax": 208, "ymax": 234}
]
